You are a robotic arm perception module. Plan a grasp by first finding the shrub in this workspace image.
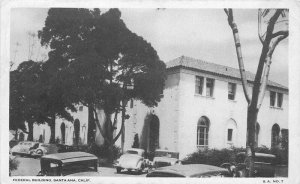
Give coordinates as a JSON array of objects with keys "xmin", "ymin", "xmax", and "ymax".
[
  {"xmin": 87, "ymin": 143, "xmax": 121, "ymax": 165},
  {"xmin": 183, "ymin": 146, "xmax": 288, "ymax": 166},
  {"xmin": 9, "ymin": 157, "xmax": 19, "ymax": 176}
]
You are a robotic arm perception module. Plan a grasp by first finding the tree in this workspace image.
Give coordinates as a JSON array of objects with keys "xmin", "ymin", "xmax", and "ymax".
[
  {"xmin": 10, "ymin": 60, "xmax": 46, "ymax": 141},
  {"xmin": 38, "ymin": 8, "xmax": 166, "ymax": 150},
  {"xmin": 224, "ymin": 9, "xmax": 288, "ymax": 177}
]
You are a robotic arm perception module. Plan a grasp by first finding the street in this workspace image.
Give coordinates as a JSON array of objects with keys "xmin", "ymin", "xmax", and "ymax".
[{"xmin": 11, "ymin": 156, "xmax": 147, "ymax": 177}]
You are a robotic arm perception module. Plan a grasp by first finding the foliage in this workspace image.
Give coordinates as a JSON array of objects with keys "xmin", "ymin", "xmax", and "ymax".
[
  {"xmin": 38, "ymin": 8, "xmax": 166, "ymax": 147},
  {"xmin": 9, "ymin": 157, "xmax": 19, "ymax": 176},
  {"xmin": 88, "ymin": 143, "xmax": 121, "ymax": 164},
  {"xmin": 183, "ymin": 146, "xmax": 288, "ymax": 166}
]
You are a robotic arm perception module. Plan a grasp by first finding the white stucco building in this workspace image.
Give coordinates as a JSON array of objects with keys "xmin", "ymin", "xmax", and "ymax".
[
  {"xmin": 17, "ymin": 56, "xmax": 288, "ymax": 160},
  {"xmin": 117, "ymin": 56, "xmax": 288, "ymax": 159}
]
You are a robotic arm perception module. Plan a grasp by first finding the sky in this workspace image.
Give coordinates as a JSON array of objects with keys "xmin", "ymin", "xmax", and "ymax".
[{"xmin": 10, "ymin": 8, "xmax": 288, "ymax": 86}]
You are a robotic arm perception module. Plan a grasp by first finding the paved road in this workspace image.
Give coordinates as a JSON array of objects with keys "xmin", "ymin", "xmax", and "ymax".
[{"xmin": 11, "ymin": 156, "xmax": 146, "ymax": 177}]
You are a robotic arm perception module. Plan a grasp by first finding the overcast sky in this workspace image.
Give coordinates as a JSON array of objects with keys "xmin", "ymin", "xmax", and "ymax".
[{"xmin": 10, "ymin": 8, "xmax": 288, "ymax": 86}]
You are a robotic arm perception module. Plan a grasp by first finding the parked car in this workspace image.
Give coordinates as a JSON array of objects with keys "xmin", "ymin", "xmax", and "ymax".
[
  {"xmin": 146, "ymin": 164, "xmax": 230, "ymax": 177},
  {"xmin": 11, "ymin": 141, "xmax": 39, "ymax": 156},
  {"xmin": 152, "ymin": 149, "xmax": 181, "ymax": 169},
  {"xmin": 114, "ymin": 148, "xmax": 148, "ymax": 174},
  {"xmin": 220, "ymin": 152, "xmax": 276, "ymax": 177},
  {"xmin": 29, "ymin": 143, "xmax": 58, "ymax": 157},
  {"xmin": 37, "ymin": 152, "xmax": 99, "ymax": 176}
]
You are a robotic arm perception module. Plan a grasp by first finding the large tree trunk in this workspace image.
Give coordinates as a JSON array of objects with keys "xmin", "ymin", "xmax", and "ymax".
[
  {"xmin": 245, "ymin": 106, "xmax": 258, "ymax": 177},
  {"xmin": 49, "ymin": 115, "xmax": 56, "ymax": 143},
  {"xmin": 27, "ymin": 122, "xmax": 34, "ymax": 141},
  {"xmin": 87, "ymin": 105, "xmax": 96, "ymax": 145}
]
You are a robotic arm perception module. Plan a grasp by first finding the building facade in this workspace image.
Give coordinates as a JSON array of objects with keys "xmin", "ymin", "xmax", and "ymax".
[
  {"xmin": 117, "ymin": 56, "xmax": 289, "ymax": 159},
  {"xmin": 15, "ymin": 56, "xmax": 288, "ymax": 160}
]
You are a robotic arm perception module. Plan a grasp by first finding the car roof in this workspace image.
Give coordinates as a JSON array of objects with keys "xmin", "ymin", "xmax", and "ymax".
[
  {"xmin": 41, "ymin": 152, "xmax": 97, "ymax": 164},
  {"xmin": 237, "ymin": 152, "xmax": 276, "ymax": 158},
  {"xmin": 153, "ymin": 164, "xmax": 228, "ymax": 177},
  {"xmin": 155, "ymin": 149, "xmax": 179, "ymax": 153}
]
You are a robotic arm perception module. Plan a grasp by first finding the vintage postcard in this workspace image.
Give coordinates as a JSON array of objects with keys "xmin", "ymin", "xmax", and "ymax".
[{"xmin": 1, "ymin": 0, "xmax": 300, "ymax": 184}]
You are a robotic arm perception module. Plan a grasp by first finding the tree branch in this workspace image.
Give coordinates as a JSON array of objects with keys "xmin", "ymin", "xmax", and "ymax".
[
  {"xmin": 271, "ymin": 30, "xmax": 288, "ymax": 39},
  {"xmin": 225, "ymin": 8, "xmax": 251, "ymax": 104},
  {"xmin": 251, "ymin": 9, "xmax": 284, "ymax": 109},
  {"xmin": 257, "ymin": 34, "xmax": 288, "ymax": 109}
]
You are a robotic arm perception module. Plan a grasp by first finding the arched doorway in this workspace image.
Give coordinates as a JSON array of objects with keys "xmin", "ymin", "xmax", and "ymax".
[
  {"xmin": 74, "ymin": 119, "xmax": 80, "ymax": 145},
  {"xmin": 140, "ymin": 114, "xmax": 160, "ymax": 157},
  {"xmin": 60, "ymin": 122, "xmax": 66, "ymax": 144},
  {"xmin": 19, "ymin": 132, "xmax": 24, "ymax": 141},
  {"xmin": 255, "ymin": 122, "xmax": 260, "ymax": 147},
  {"xmin": 148, "ymin": 115, "xmax": 160, "ymax": 153},
  {"xmin": 271, "ymin": 124, "xmax": 280, "ymax": 148}
]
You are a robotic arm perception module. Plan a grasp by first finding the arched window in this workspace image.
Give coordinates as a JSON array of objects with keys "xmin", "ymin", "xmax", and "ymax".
[
  {"xmin": 197, "ymin": 116, "xmax": 210, "ymax": 147},
  {"xmin": 255, "ymin": 123, "xmax": 260, "ymax": 147},
  {"xmin": 271, "ymin": 124, "xmax": 280, "ymax": 148}
]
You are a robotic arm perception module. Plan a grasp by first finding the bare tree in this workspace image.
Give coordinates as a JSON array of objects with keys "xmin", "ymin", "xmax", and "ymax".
[{"xmin": 224, "ymin": 9, "xmax": 288, "ymax": 177}]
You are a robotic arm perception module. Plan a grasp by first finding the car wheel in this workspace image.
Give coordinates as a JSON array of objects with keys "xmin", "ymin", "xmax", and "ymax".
[
  {"xmin": 36, "ymin": 149, "xmax": 44, "ymax": 156},
  {"xmin": 116, "ymin": 167, "xmax": 121, "ymax": 173}
]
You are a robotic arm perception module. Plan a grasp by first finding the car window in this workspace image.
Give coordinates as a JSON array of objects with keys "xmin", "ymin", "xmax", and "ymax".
[
  {"xmin": 126, "ymin": 150, "xmax": 138, "ymax": 155},
  {"xmin": 254, "ymin": 157, "xmax": 274, "ymax": 164},
  {"xmin": 154, "ymin": 151, "xmax": 179, "ymax": 159}
]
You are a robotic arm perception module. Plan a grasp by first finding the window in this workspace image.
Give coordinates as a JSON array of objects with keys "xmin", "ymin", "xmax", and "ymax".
[
  {"xmin": 195, "ymin": 76, "xmax": 204, "ymax": 95},
  {"xmin": 271, "ymin": 124, "xmax": 280, "ymax": 148},
  {"xmin": 79, "ymin": 106, "xmax": 83, "ymax": 111},
  {"xmin": 197, "ymin": 116, "xmax": 210, "ymax": 147},
  {"xmin": 206, "ymin": 78, "xmax": 214, "ymax": 97},
  {"xmin": 228, "ymin": 83, "xmax": 236, "ymax": 100},
  {"xmin": 270, "ymin": 91, "xmax": 276, "ymax": 107},
  {"xmin": 270, "ymin": 91, "xmax": 284, "ymax": 108},
  {"xmin": 277, "ymin": 93, "xmax": 283, "ymax": 108},
  {"xmin": 227, "ymin": 129, "xmax": 233, "ymax": 142}
]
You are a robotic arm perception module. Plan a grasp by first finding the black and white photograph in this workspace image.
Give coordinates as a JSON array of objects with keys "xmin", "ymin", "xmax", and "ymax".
[{"xmin": 1, "ymin": 0, "xmax": 300, "ymax": 183}]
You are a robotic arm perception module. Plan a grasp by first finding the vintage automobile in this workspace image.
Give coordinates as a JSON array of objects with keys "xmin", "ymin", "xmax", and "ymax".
[
  {"xmin": 114, "ymin": 148, "xmax": 148, "ymax": 174},
  {"xmin": 146, "ymin": 164, "xmax": 230, "ymax": 177},
  {"xmin": 29, "ymin": 143, "xmax": 58, "ymax": 157},
  {"xmin": 220, "ymin": 152, "xmax": 276, "ymax": 177},
  {"xmin": 152, "ymin": 149, "xmax": 181, "ymax": 169},
  {"xmin": 11, "ymin": 141, "xmax": 39, "ymax": 156},
  {"xmin": 37, "ymin": 152, "xmax": 99, "ymax": 176}
]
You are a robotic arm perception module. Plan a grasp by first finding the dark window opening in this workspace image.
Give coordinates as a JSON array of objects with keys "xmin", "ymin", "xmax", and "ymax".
[
  {"xmin": 227, "ymin": 129, "xmax": 233, "ymax": 142},
  {"xmin": 277, "ymin": 93, "xmax": 283, "ymax": 108},
  {"xmin": 270, "ymin": 91, "xmax": 276, "ymax": 107},
  {"xmin": 195, "ymin": 76, "xmax": 204, "ymax": 95},
  {"xmin": 228, "ymin": 83, "xmax": 236, "ymax": 100},
  {"xmin": 206, "ymin": 78, "xmax": 214, "ymax": 97}
]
